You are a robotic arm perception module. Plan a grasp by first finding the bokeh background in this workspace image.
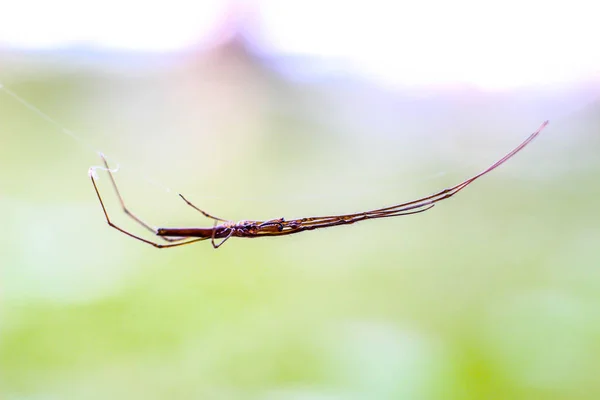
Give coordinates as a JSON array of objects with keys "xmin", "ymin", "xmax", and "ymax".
[{"xmin": 1, "ymin": 1, "xmax": 600, "ymax": 399}]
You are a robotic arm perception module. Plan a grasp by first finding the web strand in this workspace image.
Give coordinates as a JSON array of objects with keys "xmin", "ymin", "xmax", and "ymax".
[
  {"xmin": 0, "ymin": 83, "xmax": 94, "ymax": 152},
  {"xmin": 0, "ymin": 82, "xmax": 176, "ymax": 195}
]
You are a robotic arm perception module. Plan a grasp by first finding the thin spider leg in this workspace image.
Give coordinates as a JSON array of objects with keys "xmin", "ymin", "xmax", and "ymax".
[
  {"xmin": 178, "ymin": 194, "xmax": 228, "ymax": 222},
  {"xmin": 210, "ymin": 219, "xmax": 217, "ymax": 248},
  {"xmin": 248, "ymin": 204, "xmax": 435, "ymax": 238},
  {"xmin": 295, "ymin": 120, "xmax": 548, "ymax": 222},
  {"xmin": 210, "ymin": 220, "xmax": 223, "ymax": 248},
  {"xmin": 213, "ymin": 230, "xmax": 234, "ymax": 248},
  {"xmin": 292, "ymin": 199, "xmax": 437, "ymax": 227},
  {"xmin": 289, "ymin": 188, "xmax": 452, "ymax": 226},
  {"xmin": 360, "ymin": 120, "xmax": 548, "ymax": 216},
  {"xmin": 297, "ymin": 205, "xmax": 435, "ymax": 229},
  {"xmin": 299, "ymin": 203, "xmax": 435, "ymax": 230},
  {"xmin": 90, "ymin": 171, "xmax": 209, "ymax": 248},
  {"xmin": 365, "ymin": 203, "xmax": 436, "ymax": 219},
  {"xmin": 210, "ymin": 220, "xmax": 233, "ymax": 248},
  {"xmin": 98, "ymin": 155, "xmax": 184, "ymax": 243}
]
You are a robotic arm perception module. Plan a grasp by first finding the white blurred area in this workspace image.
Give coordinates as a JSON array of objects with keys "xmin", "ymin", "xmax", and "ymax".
[{"xmin": 1, "ymin": 0, "xmax": 599, "ymax": 90}]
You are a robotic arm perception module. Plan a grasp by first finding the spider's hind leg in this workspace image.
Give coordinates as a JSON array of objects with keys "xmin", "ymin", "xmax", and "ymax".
[
  {"xmin": 90, "ymin": 164, "xmax": 204, "ymax": 248},
  {"xmin": 96, "ymin": 155, "xmax": 185, "ymax": 243}
]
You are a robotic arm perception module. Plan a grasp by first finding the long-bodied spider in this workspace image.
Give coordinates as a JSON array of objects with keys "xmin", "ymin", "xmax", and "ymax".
[{"xmin": 90, "ymin": 121, "xmax": 548, "ymax": 249}]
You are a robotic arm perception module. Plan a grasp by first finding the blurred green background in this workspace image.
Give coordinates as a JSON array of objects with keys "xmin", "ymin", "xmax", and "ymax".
[{"xmin": 1, "ymin": 41, "xmax": 600, "ymax": 400}]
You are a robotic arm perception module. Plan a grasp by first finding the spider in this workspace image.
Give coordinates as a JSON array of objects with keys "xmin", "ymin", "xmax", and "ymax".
[{"xmin": 90, "ymin": 121, "xmax": 548, "ymax": 249}]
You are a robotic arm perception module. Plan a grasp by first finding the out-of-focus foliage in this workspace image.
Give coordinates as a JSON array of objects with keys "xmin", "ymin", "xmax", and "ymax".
[{"xmin": 1, "ymin": 43, "xmax": 599, "ymax": 399}]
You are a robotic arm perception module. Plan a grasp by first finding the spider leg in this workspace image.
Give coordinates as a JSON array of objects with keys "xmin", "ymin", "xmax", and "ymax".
[
  {"xmin": 90, "ymin": 169, "xmax": 208, "ymax": 248},
  {"xmin": 95, "ymin": 155, "xmax": 187, "ymax": 243},
  {"xmin": 210, "ymin": 220, "xmax": 233, "ymax": 249},
  {"xmin": 178, "ymin": 194, "xmax": 228, "ymax": 222},
  {"xmin": 212, "ymin": 231, "xmax": 233, "ymax": 248},
  {"xmin": 249, "ymin": 204, "xmax": 436, "ymax": 238},
  {"xmin": 308, "ymin": 203, "xmax": 436, "ymax": 228},
  {"xmin": 367, "ymin": 203, "xmax": 436, "ymax": 219}
]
